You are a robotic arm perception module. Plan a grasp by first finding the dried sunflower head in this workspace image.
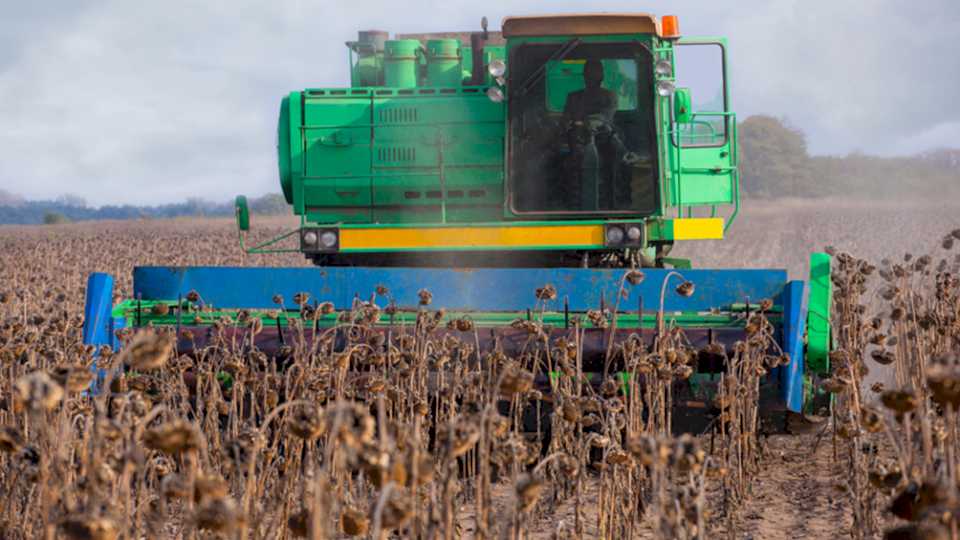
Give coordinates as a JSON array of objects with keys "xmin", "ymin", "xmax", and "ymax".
[
  {"xmin": 927, "ymin": 358, "xmax": 960, "ymax": 408},
  {"xmin": 437, "ymin": 420, "xmax": 480, "ymax": 458},
  {"xmin": 676, "ymin": 281, "xmax": 696, "ymax": 297},
  {"xmin": 340, "ymin": 507, "xmax": 369, "ymax": 536},
  {"xmin": 882, "ymin": 523, "xmax": 948, "ymax": 540},
  {"xmin": 59, "ymin": 515, "xmax": 119, "ymax": 540},
  {"xmin": 625, "ymin": 269, "xmax": 645, "ymax": 285},
  {"xmin": 606, "ymin": 449, "xmax": 633, "ymax": 467},
  {"xmin": 515, "ymin": 473, "xmax": 544, "ymax": 512},
  {"xmin": 820, "ymin": 378, "xmax": 848, "ymax": 394},
  {"xmin": 889, "ymin": 481, "xmax": 948, "ymax": 522},
  {"xmin": 499, "ymin": 367, "xmax": 534, "ymax": 397},
  {"xmin": 120, "ymin": 332, "xmax": 173, "ymax": 371},
  {"xmin": 286, "ymin": 404, "xmax": 326, "ymax": 440},
  {"xmin": 287, "ymin": 508, "xmax": 309, "ymax": 537},
  {"xmin": 161, "ymin": 473, "xmax": 190, "ymax": 500},
  {"xmin": 14, "ymin": 371, "xmax": 63, "ymax": 412},
  {"xmin": 50, "ymin": 365, "xmax": 94, "ymax": 393},
  {"xmin": 535, "ymin": 284, "xmax": 557, "ymax": 301},
  {"xmin": 326, "ymin": 402, "xmax": 375, "ymax": 449},
  {"xmin": 418, "ymin": 289, "xmax": 432, "ymax": 306},
  {"xmin": 193, "ymin": 474, "xmax": 228, "ymax": 503},
  {"xmin": 0, "ymin": 426, "xmax": 23, "ymax": 453},
  {"xmin": 860, "ymin": 406, "xmax": 884, "ymax": 433},
  {"xmin": 376, "ymin": 490, "xmax": 413, "ymax": 530},
  {"xmin": 195, "ymin": 496, "xmax": 241, "ymax": 534},
  {"xmin": 142, "ymin": 420, "xmax": 201, "ymax": 455},
  {"xmin": 881, "ymin": 390, "xmax": 918, "ymax": 414}
]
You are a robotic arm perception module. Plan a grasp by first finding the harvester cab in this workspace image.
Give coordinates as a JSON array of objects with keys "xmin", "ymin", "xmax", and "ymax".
[{"xmin": 84, "ymin": 14, "xmax": 833, "ymax": 427}]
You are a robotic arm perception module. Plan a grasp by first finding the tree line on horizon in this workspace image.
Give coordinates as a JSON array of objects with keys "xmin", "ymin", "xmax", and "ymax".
[
  {"xmin": 0, "ymin": 193, "xmax": 289, "ymax": 225},
  {"xmin": 738, "ymin": 115, "xmax": 960, "ymax": 199},
  {"xmin": 1, "ymin": 115, "xmax": 957, "ymax": 225}
]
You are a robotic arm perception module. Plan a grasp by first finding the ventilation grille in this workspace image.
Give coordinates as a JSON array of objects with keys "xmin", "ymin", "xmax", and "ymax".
[
  {"xmin": 379, "ymin": 107, "xmax": 419, "ymax": 123},
  {"xmin": 376, "ymin": 146, "xmax": 416, "ymax": 163}
]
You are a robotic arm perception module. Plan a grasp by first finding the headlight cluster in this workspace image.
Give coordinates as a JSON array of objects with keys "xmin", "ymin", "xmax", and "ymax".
[
  {"xmin": 604, "ymin": 223, "xmax": 644, "ymax": 248},
  {"xmin": 486, "ymin": 59, "xmax": 506, "ymax": 103},
  {"xmin": 487, "ymin": 59, "xmax": 506, "ymax": 78},
  {"xmin": 656, "ymin": 80, "xmax": 676, "ymax": 97},
  {"xmin": 654, "ymin": 59, "xmax": 673, "ymax": 77},
  {"xmin": 301, "ymin": 228, "xmax": 339, "ymax": 252}
]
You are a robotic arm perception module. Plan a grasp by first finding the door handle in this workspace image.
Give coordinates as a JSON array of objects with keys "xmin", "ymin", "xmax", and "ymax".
[{"xmin": 319, "ymin": 132, "xmax": 353, "ymax": 147}]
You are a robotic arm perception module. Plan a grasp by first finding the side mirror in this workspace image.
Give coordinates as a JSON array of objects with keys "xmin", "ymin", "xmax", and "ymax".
[
  {"xmin": 674, "ymin": 87, "xmax": 692, "ymax": 123},
  {"xmin": 235, "ymin": 195, "xmax": 250, "ymax": 232}
]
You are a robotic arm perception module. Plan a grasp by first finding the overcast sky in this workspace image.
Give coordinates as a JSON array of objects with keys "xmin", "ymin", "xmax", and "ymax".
[{"xmin": 1, "ymin": 0, "xmax": 958, "ymax": 205}]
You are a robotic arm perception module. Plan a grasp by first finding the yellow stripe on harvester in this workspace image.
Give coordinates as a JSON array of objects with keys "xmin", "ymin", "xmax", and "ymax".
[
  {"xmin": 673, "ymin": 218, "xmax": 724, "ymax": 240},
  {"xmin": 340, "ymin": 225, "xmax": 604, "ymax": 251}
]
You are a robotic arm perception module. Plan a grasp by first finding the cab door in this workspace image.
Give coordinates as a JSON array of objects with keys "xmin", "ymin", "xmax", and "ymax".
[{"xmin": 669, "ymin": 39, "xmax": 738, "ymax": 211}]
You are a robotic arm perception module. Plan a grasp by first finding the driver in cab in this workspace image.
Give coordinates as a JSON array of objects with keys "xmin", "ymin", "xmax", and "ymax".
[
  {"xmin": 562, "ymin": 58, "xmax": 617, "ymax": 124},
  {"xmin": 559, "ymin": 58, "xmax": 642, "ymax": 169}
]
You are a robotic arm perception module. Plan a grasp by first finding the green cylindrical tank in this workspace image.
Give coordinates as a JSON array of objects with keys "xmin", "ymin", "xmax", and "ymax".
[
  {"xmin": 349, "ymin": 30, "xmax": 387, "ymax": 86},
  {"xmin": 384, "ymin": 40, "xmax": 421, "ymax": 88},
  {"xmin": 277, "ymin": 95, "xmax": 292, "ymax": 203},
  {"xmin": 425, "ymin": 39, "xmax": 462, "ymax": 87}
]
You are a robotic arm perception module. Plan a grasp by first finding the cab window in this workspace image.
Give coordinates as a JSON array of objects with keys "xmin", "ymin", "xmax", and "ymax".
[
  {"xmin": 674, "ymin": 42, "xmax": 727, "ymax": 147},
  {"xmin": 508, "ymin": 42, "xmax": 658, "ymax": 215},
  {"xmin": 545, "ymin": 59, "xmax": 639, "ymax": 112}
]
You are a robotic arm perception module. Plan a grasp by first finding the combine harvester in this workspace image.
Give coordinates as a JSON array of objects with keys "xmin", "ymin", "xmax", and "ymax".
[{"xmin": 83, "ymin": 13, "xmax": 832, "ymax": 422}]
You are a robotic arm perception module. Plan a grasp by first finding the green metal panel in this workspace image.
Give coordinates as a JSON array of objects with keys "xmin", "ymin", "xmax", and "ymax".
[
  {"xmin": 300, "ymin": 92, "xmax": 373, "ymax": 222},
  {"xmin": 670, "ymin": 142, "xmax": 736, "ymax": 206},
  {"xmin": 371, "ymin": 92, "xmax": 504, "ymax": 223},
  {"xmin": 806, "ymin": 252, "xmax": 832, "ymax": 375}
]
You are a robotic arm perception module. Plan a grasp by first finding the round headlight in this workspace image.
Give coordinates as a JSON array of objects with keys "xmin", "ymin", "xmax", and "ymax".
[
  {"xmin": 302, "ymin": 231, "xmax": 318, "ymax": 246},
  {"xmin": 627, "ymin": 226, "xmax": 642, "ymax": 241},
  {"xmin": 487, "ymin": 59, "xmax": 506, "ymax": 78},
  {"xmin": 320, "ymin": 231, "xmax": 338, "ymax": 248},
  {"xmin": 656, "ymin": 80, "xmax": 676, "ymax": 97},
  {"xmin": 654, "ymin": 59, "xmax": 672, "ymax": 77},
  {"xmin": 486, "ymin": 86, "xmax": 504, "ymax": 103},
  {"xmin": 606, "ymin": 226, "xmax": 624, "ymax": 245}
]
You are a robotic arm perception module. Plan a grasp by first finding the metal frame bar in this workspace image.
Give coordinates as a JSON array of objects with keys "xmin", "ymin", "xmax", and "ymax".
[{"xmin": 238, "ymin": 227, "xmax": 302, "ymax": 255}]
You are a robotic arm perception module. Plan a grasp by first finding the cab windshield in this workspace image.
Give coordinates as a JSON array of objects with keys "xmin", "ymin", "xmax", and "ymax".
[{"xmin": 508, "ymin": 41, "xmax": 658, "ymax": 214}]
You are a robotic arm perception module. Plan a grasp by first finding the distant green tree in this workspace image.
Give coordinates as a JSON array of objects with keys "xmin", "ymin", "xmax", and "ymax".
[
  {"xmin": 250, "ymin": 193, "xmax": 289, "ymax": 215},
  {"xmin": 738, "ymin": 116, "xmax": 813, "ymax": 198},
  {"xmin": 43, "ymin": 212, "xmax": 70, "ymax": 225}
]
